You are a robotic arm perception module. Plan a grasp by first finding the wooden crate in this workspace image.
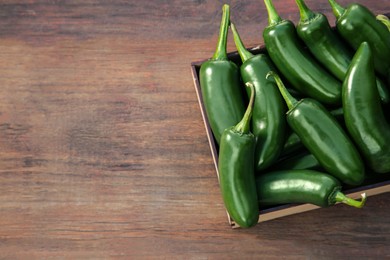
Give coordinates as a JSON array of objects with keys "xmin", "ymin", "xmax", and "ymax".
[{"xmin": 190, "ymin": 45, "xmax": 390, "ymax": 228}]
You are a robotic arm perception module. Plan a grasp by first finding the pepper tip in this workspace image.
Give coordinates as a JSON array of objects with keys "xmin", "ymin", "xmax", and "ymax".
[{"xmin": 222, "ymin": 4, "xmax": 230, "ymax": 12}]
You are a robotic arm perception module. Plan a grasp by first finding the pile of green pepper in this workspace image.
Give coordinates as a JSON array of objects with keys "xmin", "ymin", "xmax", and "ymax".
[{"xmin": 199, "ymin": 1, "xmax": 390, "ymax": 228}]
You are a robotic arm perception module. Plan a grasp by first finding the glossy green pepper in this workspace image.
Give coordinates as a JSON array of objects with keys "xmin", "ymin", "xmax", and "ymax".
[
  {"xmin": 342, "ymin": 42, "xmax": 390, "ymax": 174},
  {"xmin": 262, "ymin": 0, "xmax": 341, "ymax": 106},
  {"xmin": 199, "ymin": 4, "xmax": 246, "ymax": 145},
  {"xmin": 218, "ymin": 83, "xmax": 258, "ymax": 228},
  {"xmin": 231, "ymin": 23, "xmax": 286, "ymax": 172},
  {"xmin": 256, "ymin": 170, "xmax": 367, "ymax": 208},
  {"xmin": 268, "ymin": 71, "xmax": 365, "ymax": 186},
  {"xmin": 328, "ymin": 0, "xmax": 390, "ymax": 80},
  {"xmin": 295, "ymin": 0, "xmax": 389, "ymax": 104}
]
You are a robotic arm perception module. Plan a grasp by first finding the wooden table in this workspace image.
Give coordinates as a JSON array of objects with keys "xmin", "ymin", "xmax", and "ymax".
[{"xmin": 0, "ymin": 0, "xmax": 389, "ymax": 258}]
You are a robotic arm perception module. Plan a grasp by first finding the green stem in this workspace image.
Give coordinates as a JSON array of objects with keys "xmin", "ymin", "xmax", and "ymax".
[
  {"xmin": 212, "ymin": 4, "xmax": 230, "ymax": 60},
  {"xmin": 264, "ymin": 0, "xmax": 282, "ymax": 26},
  {"xmin": 328, "ymin": 0, "xmax": 345, "ymax": 19},
  {"xmin": 377, "ymin": 14, "xmax": 390, "ymax": 31},
  {"xmin": 295, "ymin": 0, "xmax": 316, "ymax": 21},
  {"xmin": 334, "ymin": 192, "xmax": 367, "ymax": 208},
  {"xmin": 266, "ymin": 71, "xmax": 298, "ymax": 110},
  {"xmin": 234, "ymin": 82, "xmax": 255, "ymax": 134},
  {"xmin": 231, "ymin": 23, "xmax": 254, "ymax": 63}
]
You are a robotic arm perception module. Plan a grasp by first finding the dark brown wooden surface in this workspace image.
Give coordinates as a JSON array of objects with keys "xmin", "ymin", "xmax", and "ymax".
[{"xmin": 0, "ymin": 0, "xmax": 389, "ymax": 258}]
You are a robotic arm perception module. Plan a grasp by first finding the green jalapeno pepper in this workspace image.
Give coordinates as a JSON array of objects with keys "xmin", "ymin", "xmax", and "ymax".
[
  {"xmin": 199, "ymin": 4, "xmax": 246, "ymax": 145},
  {"xmin": 256, "ymin": 170, "xmax": 367, "ymax": 208},
  {"xmin": 268, "ymin": 71, "xmax": 365, "ymax": 186},
  {"xmin": 262, "ymin": 0, "xmax": 341, "ymax": 107},
  {"xmin": 328, "ymin": 0, "xmax": 390, "ymax": 80},
  {"xmin": 295, "ymin": 0, "xmax": 389, "ymax": 104},
  {"xmin": 231, "ymin": 23, "xmax": 286, "ymax": 172},
  {"xmin": 342, "ymin": 42, "xmax": 390, "ymax": 174},
  {"xmin": 218, "ymin": 83, "xmax": 258, "ymax": 228}
]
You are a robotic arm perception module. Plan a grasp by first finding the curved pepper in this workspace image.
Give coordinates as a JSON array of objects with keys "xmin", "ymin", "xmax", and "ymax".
[
  {"xmin": 231, "ymin": 23, "xmax": 286, "ymax": 172},
  {"xmin": 256, "ymin": 170, "xmax": 366, "ymax": 208},
  {"xmin": 199, "ymin": 4, "xmax": 246, "ymax": 145},
  {"xmin": 342, "ymin": 42, "xmax": 390, "ymax": 174},
  {"xmin": 218, "ymin": 83, "xmax": 259, "ymax": 228},
  {"xmin": 328, "ymin": 0, "xmax": 390, "ymax": 80},
  {"xmin": 295, "ymin": 0, "xmax": 389, "ymax": 104},
  {"xmin": 268, "ymin": 71, "xmax": 365, "ymax": 186},
  {"xmin": 262, "ymin": 0, "xmax": 341, "ymax": 106}
]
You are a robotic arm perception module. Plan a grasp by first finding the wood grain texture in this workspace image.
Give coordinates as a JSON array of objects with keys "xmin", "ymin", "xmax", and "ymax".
[{"xmin": 0, "ymin": 0, "xmax": 389, "ymax": 258}]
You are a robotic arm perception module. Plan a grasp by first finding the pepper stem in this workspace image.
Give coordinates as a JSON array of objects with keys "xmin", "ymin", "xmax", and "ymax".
[
  {"xmin": 233, "ymin": 82, "xmax": 255, "ymax": 134},
  {"xmin": 377, "ymin": 14, "xmax": 390, "ymax": 31},
  {"xmin": 327, "ymin": 0, "xmax": 345, "ymax": 19},
  {"xmin": 334, "ymin": 192, "xmax": 367, "ymax": 208},
  {"xmin": 295, "ymin": 0, "xmax": 316, "ymax": 21},
  {"xmin": 264, "ymin": 0, "xmax": 282, "ymax": 26},
  {"xmin": 212, "ymin": 4, "xmax": 230, "ymax": 60},
  {"xmin": 231, "ymin": 23, "xmax": 254, "ymax": 63},
  {"xmin": 266, "ymin": 71, "xmax": 298, "ymax": 110}
]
